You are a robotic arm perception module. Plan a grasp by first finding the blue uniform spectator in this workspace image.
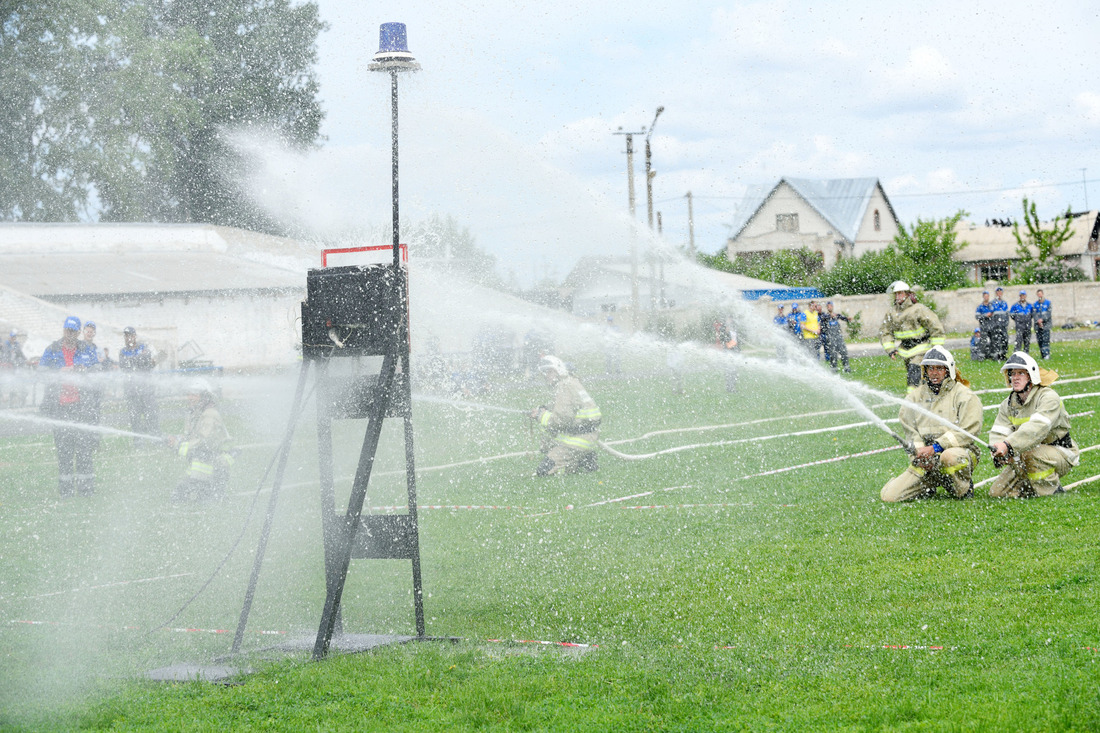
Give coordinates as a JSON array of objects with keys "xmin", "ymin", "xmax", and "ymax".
[
  {"xmin": 969, "ymin": 328, "xmax": 982, "ymax": 361},
  {"xmin": 1009, "ymin": 290, "xmax": 1033, "ymax": 353},
  {"xmin": 787, "ymin": 304, "xmax": 807, "ymax": 345},
  {"xmin": 974, "ymin": 291, "xmax": 994, "ymax": 360},
  {"xmin": 990, "ymin": 288, "xmax": 1010, "ymax": 359},
  {"xmin": 1033, "ymin": 289, "xmax": 1053, "ymax": 359},
  {"xmin": 40, "ymin": 316, "xmax": 100, "ymax": 497}
]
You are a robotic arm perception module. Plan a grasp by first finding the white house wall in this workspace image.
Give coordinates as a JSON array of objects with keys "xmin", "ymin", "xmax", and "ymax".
[
  {"xmin": 729, "ymin": 183, "xmax": 844, "ymax": 267},
  {"xmin": 852, "ymin": 186, "xmax": 899, "ymax": 257}
]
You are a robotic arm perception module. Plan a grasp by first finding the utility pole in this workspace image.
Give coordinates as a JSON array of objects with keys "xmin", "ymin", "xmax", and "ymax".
[
  {"xmin": 1082, "ymin": 168, "xmax": 1089, "ymax": 211},
  {"xmin": 644, "ymin": 106, "xmax": 664, "ymax": 311},
  {"xmin": 614, "ymin": 127, "xmax": 644, "ymax": 329},
  {"xmin": 685, "ymin": 191, "xmax": 695, "ymax": 258}
]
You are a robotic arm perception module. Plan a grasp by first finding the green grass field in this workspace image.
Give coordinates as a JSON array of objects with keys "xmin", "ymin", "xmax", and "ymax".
[{"xmin": 1, "ymin": 342, "xmax": 1099, "ymax": 731}]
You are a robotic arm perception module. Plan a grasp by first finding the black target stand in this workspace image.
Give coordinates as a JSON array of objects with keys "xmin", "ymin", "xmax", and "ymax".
[
  {"xmin": 303, "ymin": 252, "xmax": 425, "ymax": 659},
  {"xmin": 230, "ymin": 246, "xmax": 426, "ymax": 662}
]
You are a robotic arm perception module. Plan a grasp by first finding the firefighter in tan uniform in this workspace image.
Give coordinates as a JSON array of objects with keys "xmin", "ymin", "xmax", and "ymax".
[
  {"xmin": 168, "ymin": 379, "xmax": 233, "ymax": 501},
  {"xmin": 530, "ymin": 355, "xmax": 601, "ymax": 476},
  {"xmin": 881, "ymin": 347, "xmax": 983, "ymax": 502},
  {"xmin": 988, "ymin": 352, "xmax": 1079, "ymax": 497},
  {"xmin": 879, "ymin": 280, "xmax": 946, "ymax": 391}
]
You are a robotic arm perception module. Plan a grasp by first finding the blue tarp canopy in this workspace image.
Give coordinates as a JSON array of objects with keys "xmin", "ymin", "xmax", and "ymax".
[{"xmin": 741, "ymin": 287, "xmax": 824, "ymax": 301}]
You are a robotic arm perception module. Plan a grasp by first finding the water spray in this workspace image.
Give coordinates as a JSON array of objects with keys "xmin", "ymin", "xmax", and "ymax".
[{"xmin": 0, "ymin": 411, "xmax": 166, "ymax": 443}]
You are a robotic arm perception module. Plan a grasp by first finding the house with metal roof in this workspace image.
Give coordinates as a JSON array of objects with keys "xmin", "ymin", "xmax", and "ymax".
[
  {"xmin": 951, "ymin": 212, "xmax": 1100, "ymax": 282},
  {"xmin": 726, "ymin": 178, "xmax": 900, "ymax": 269}
]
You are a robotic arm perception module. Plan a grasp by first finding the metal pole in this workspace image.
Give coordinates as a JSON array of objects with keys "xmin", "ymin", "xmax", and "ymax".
[
  {"xmin": 626, "ymin": 134, "xmax": 639, "ymax": 329},
  {"xmin": 391, "ymin": 71, "xmax": 401, "ymax": 265}
]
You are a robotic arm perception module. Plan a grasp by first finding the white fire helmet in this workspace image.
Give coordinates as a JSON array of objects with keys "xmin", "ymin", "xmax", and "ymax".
[
  {"xmin": 888, "ymin": 280, "xmax": 911, "ymax": 294},
  {"xmin": 1001, "ymin": 351, "xmax": 1041, "ymax": 386},
  {"xmin": 186, "ymin": 377, "xmax": 215, "ymax": 396},
  {"xmin": 920, "ymin": 346, "xmax": 956, "ymax": 381},
  {"xmin": 537, "ymin": 355, "xmax": 569, "ymax": 378}
]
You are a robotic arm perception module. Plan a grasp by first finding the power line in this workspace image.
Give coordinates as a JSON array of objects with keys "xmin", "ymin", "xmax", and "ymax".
[{"xmin": 656, "ymin": 177, "xmax": 1100, "ymax": 203}]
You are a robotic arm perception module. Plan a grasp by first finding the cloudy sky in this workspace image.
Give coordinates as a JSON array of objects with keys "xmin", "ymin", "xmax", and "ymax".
[{"xmin": 265, "ymin": 0, "xmax": 1100, "ymax": 284}]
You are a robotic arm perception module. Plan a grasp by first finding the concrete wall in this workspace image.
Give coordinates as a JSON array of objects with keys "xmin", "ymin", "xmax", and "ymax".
[
  {"xmin": 751, "ymin": 281, "xmax": 1100, "ymax": 341},
  {"xmin": 49, "ymin": 289, "xmax": 304, "ymax": 369}
]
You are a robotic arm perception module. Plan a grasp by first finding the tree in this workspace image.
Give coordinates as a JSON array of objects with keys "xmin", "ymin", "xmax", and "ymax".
[
  {"xmin": 812, "ymin": 247, "xmax": 910, "ymax": 296},
  {"xmin": 1010, "ymin": 198, "xmax": 1087, "ymax": 284},
  {"xmin": 891, "ymin": 210, "xmax": 970, "ymax": 290},
  {"xmin": 0, "ymin": 0, "xmax": 325, "ymax": 232},
  {"xmin": 697, "ymin": 247, "xmax": 822, "ymax": 286},
  {"xmin": 405, "ymin": 215, "xmax": 504, "ymax": 289}
]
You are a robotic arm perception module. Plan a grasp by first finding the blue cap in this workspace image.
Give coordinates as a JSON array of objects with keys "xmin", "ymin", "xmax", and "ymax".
[
  {"xmin": 791, "ymin": 304, "xmax": 800, "ymax": 310},
  {"xmin": 63, "ymin": 316, "xmax": 81, "ymax": 331},
  {"xmin": 1019, "ymin": 290, "xmax": 1027, "ymax": 295},
  {"xmin": 84, "ymin": 320, "xmax": 95, "ymax": 329},
  {"xmin": 827, "ymin": 301, "xmax": 833, "ymax": 305},
  {"xmin": 982, "ymin": 290, "xmax": 989, "ymax": 295},
  {"xmin": 996, "ymin": 287, "xmax": 1003, "ymax": 291}
]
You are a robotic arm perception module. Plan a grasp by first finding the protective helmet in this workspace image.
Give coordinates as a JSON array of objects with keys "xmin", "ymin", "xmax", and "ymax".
[
  {"xmin": 920, "ymin": 346, "xmax": 956, "ymax": 381},
  {"xmin": 888, "ymin": 280, "xmax": 911, "ymax": 294},
  {"xmin": 1001, "ymin": 351, "xmax": 1040, "ymax": 386},
  {"xmin": 186, "ymin": 378, "xmax": 215, "ymax": 396},
  {"xmin": 537, "ymin": 355, "xmax": 569, "ymax": 378}
]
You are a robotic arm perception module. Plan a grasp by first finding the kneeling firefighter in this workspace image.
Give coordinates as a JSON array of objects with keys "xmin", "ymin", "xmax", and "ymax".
[
  {"xmin": 880, "ymin": 346, "xmax": 983, "ymax": 502},
  {"xmin": 988, "ymin": 351, "xmax": 1079, "ymax": 497},
  {"xmin": 168, "ymin": 379, "xmax": 234, "ymax": 501},
  {"xmin": 530, "ymin": 355, "xmax": 601, "ymax": 476}
]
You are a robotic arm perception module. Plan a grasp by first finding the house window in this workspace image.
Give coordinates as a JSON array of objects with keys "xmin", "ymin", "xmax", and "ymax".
[
  {"xmin": 776, "ymin": 213, "xmax": 799, "ymax": 233},
  {"xmin": 874, "ymin": 209, "xmax": 881, "ymax": 231},
  {"xmin": 977, "ymin": 261, "xmax": 1010, "ymax": 282}
]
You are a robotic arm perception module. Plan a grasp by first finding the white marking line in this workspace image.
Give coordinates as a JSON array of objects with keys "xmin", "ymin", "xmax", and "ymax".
[
  {"xmin": 18, "ymin": 572, "xmax": 194, "ymax": 600},
  {"xmin": 586, "ymin": 485, "xmax": 690, "ymax": 508},
  {"xmin": 627, "ymin": 502, "xmax": 796, "ymax": 510},
  {"xmin": 8, "ymin": 619, "xmax": 285, "ymax": 635}
]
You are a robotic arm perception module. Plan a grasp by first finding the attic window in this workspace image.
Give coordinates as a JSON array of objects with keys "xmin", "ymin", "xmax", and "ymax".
[
  {"xmin": 874, "ymin": 209, "xmax": 881, "ymax": 231},
  {"xmin": 776, "ymin": 213, "xmax": 799, "ymax": 233}
]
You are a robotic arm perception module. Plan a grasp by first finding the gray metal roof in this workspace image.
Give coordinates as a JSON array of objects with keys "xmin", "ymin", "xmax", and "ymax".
[
  {"xmin": 729, "ymin": 177, "xmax": 892, "ymax": 242},
  {"xmin": 0, "ymin": 223, "xmax": 308, "ymax": 298}
]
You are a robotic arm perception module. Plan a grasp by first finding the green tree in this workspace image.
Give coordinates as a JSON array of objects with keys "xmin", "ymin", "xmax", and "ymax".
[
  {"xmin": 891, "ymin": 210, "xmax": 970, "ymax": 290},
  {"xmin": 1010, "ymin": 198, "xmax": 1087, "ymax": 284},
  {"xmin": 697, "ymin": 247, "xmax": 822, "ymax": 286},
  {"xmin": 406, "ymin": 215, "xmax": 504, "ymax": 289},
  {"xmin": 0, "ymin": 0, "xmax": 324, "ymax": 232}
]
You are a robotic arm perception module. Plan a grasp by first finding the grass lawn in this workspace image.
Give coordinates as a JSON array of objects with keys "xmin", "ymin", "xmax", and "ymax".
[{"xmin": 1, "ymin": 340, "xmax": 1098, "ymax": 731}]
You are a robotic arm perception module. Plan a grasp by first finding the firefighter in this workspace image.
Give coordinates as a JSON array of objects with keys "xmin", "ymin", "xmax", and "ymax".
[
  {"xmin": 168, "ymin": 379, "xmax": 233, "ymax": 502},
  {"xmin": 988, "ymin": 352, "xmax": 1079, "ymax": 497},
  {"xmin": 529, "ymin": 355, "xmax": 601, "ymax": 476},
  {"xmin": 880, "ymin": 347, "xmax": 983, "ymax": 502},
  {"xmin": 879, "ymin": 280, "xmax": 946, "ymax": 391}
]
